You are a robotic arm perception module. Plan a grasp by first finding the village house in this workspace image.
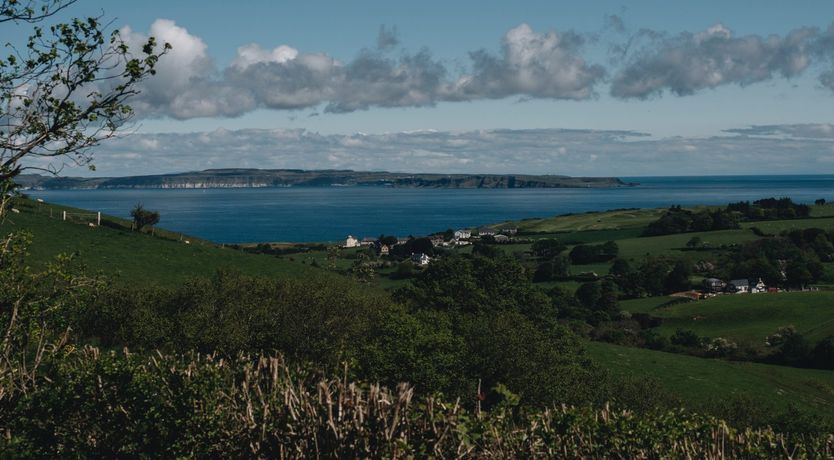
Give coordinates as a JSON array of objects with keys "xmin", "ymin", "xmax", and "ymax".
[
  {"xmin": 411, "ymin": 252, "xmax": 431, "ymax": 266},
  {"xmin": 750, "ymin": 278, "xmax": 767, "ymax": 293},
  {"xmin": 477, "ymin": 227, "xmax": 496, "ymax": 236},
  {"xmin": 344, "ymin": 235, "xmax": 360, "ymax": 248},
  {"xmin": 429, "ymin": 235, "xmax": 445, "ymax": 247},
  {"xmin": 728, "ymin": 279, "xmax": 750, "ymax": 294},
  {"xmin": 454, "ymin": 229, "xmax": 471, "ymax": 240},
  {"xmin": 360, "ymin": 237, "xmax": 377, "ymax": 247},
  {"xmin": 493, "ymin": 234, "xmax": 510, "ymax": 243},
  {"xmin": 376, "ymin": 244, "xmax": 390, "ymax": 256},
  {"xmin": 702, "ymin": 278, "xmax": 726, "ymax": 293},
  {"xmin": 499, "ymin": 226, "xmax": 518, "ymax": 235}
]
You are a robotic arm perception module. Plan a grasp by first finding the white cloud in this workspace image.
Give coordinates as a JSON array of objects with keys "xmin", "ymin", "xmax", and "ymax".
[
  {"xmin": 611, "ymin": 24, "xmax": 817, "ymax": 98},
  {"xmin": 37, "ymin": 125, "xmax": 832, "ymax": 177}
]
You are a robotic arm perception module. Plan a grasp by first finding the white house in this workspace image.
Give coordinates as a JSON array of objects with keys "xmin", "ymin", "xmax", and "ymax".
[
  {"xmin": 477, "ymin": 227, "xmax": 496, "ymax": 236},
  {"xmin": 493, "ymin": 234, "xmax": 510, "ymax": 243},
  {"xmin": 344, "ymin": 235, "xmax": 360, "ymax": 248},
  {"xmin": 728, "ymin": 279, "xmax": 749, "ymax": 294},
  {"xmin": 411, "ymin": 252, "xmax": 431, "ymax": 266},
  {"xmin": 454, "ymin": 229, "xmax": 471, "ymax": 240},
  {"xmin": 751, "ymin": 278, "xmax": 767, "ymax": 293}
]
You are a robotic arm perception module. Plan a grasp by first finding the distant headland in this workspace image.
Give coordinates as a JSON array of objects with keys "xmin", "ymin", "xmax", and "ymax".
[{"xmin": 17, "ymin": 169, "xmax": 629, "ymax": 190}]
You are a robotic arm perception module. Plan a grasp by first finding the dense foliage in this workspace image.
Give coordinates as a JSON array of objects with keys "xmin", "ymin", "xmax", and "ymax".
[
  {"xmin": 644, "ymin": 198, "xmax": 813, "ymax": 237},
  {"xmin": 644, "ymin": 206, "xmax": 740, "ymax": 236},
  {"xmin": 3, "ymin": 348, "xmax": 832, "ymax": 458}
]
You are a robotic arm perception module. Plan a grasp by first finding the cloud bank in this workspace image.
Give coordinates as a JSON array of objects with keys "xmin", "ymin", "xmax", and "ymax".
[
  {"xmin": 114, "ymin": 19, "xmax": 834, "ymax": 119},
  {"xmin": 27, "ymin": 126, "xmax": 825, "ymax": 177}
]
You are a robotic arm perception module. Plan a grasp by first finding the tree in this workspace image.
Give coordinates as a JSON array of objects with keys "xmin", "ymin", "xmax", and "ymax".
[
  {"xmin": 130, "ymin": 203, "xmax": 159, "ymax": 231},
  {"xmin": 1, "ymin": 1, "xmax": 169, "ymax": 218},
  {"xmin": 664, "ymin": 260, "xmax": 691, "ymax": 293},
  {"xmin": 815, "ymin": 198, "xmax": 827, "ymax": 206},
  {"xmin": 530, "ymin": 238, "xmax": 566, "ymax": 258}
]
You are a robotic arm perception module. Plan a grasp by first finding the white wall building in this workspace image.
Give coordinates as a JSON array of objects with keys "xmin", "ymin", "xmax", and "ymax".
[{"xmin": 344, "ymin": 235, "xmax": 360, "ymax": 248}]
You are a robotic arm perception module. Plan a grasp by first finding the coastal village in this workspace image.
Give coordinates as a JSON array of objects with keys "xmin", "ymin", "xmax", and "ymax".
[{"xmin": 342, "ymin": 225, "xmax": 519, "ymax": 266}]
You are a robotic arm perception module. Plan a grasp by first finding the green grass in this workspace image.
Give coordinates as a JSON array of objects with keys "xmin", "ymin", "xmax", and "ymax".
[
  {"xmin": 506, "ymin": 208, "xmax": 667, "ymax": 234},
  {"xmin": 619, "ymin": 296, "xmax": 678, "ymax": 314},
  {"xmin": 3, "ymin": 199, "xmax": 323, "ymax": 287},
  {"xmin": 741, "ymin": 216, "xmax": 834, "ymax": 234},
  {"xmin": 646, "ymin": 291, "xmax": 834, "ymax": 345},
  {"xmin": 587, "ymin": 341, "xmax": 834, "ymax": 418}
]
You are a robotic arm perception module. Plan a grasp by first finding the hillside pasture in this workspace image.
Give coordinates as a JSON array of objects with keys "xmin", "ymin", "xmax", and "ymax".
[
  {"xmin": 646, "ymin": 291, "xmax": 834, "ymax": 345},
  {"xmin": 2, "ymin": 199, "xmax": 322, "ymax": 287},
  {"xmin": 588, "ymin": 341, "xmax": 834, "ymax": 419}
]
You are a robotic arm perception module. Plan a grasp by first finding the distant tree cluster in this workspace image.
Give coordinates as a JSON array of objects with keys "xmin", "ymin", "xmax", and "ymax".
[
  {"xmin": 727, "ymin": 198, "xmax": 811, "ymax": 220},
  {"xmin": 721, "ymin": 228, "xmax": 833, "ymax": 288},
  {"xmin": 569, "ymin": 241, "xmax": 619, "ymax": 264},
  {"xmin": 644, "ymin": 206, "xmax": 739, "ymax": 236}
]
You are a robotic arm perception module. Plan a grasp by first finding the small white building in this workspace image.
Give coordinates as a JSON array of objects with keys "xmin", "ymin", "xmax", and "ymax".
[
  {"xmin": 477, "ymin": 227, "xmax": 496, "ymax": 236},
  {"xmin": 411, "ymin": 252, "xmax": 431, "ymax": 266},
  {"xmin": 344, "ymin": 235, "xmax": 360, "ymax": 248},
  {"xmin": 493, "ymin": 234, "xmax": 510, "ymax": 243},
  {"xmin": 454, "ymin": 229, "xmax": 471, "ymax": 240},
  {"xmin": 751, "ymin": 278, "xmax": 767, "ymax": 293}
]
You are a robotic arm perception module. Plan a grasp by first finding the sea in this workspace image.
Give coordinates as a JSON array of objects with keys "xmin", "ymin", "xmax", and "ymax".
[{"xmin": 27, "ymin": 175, "xmax": 834, "ymax": 244}]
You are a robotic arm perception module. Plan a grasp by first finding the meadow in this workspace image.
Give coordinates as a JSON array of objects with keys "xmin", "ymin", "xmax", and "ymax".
[{"xmin": 1, "ymin": 199, "xmax": 319, "ymax": 287}]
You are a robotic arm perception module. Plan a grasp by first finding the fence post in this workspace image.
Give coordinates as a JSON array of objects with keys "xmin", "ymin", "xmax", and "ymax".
[
  {"xmin": 97, "ymin": 212, "xmax": 101, "ymax": 226},
  {"xmin": 62, "ymin": 211, "xmax": 66, "ymax": 221}
]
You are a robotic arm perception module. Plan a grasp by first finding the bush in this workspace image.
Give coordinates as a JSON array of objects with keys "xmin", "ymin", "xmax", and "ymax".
[{"xmin": 3, "ymin": 348, "xmax": 833, "ymax": 457}]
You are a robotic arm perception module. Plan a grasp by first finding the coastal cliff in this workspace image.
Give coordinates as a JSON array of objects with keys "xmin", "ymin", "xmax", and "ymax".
[{"xmin": 17, "ymin": 169, "xmax": 628, "ymax": 190}]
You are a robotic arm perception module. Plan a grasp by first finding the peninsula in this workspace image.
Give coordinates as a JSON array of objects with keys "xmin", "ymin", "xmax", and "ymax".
[{"xmin": 17, "ymin": 168, "xmax": 627, "ymax": 190}]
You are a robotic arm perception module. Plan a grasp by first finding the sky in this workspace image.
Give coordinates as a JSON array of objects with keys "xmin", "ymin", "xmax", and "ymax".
[{"xmin": 9, "ymin": 0, "xmax": 834, "ymax": 176}]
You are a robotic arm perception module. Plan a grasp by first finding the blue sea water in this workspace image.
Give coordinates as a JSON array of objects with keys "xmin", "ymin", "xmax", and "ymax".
[{"xmin": 28, "ymin": 175, "xmax": 834, "ymax": 243}]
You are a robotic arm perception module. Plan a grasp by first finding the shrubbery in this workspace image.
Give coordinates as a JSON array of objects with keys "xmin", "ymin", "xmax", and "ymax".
[{"xmin": 3, "ymin": 348, "xmax": 833, "ymax": 458}]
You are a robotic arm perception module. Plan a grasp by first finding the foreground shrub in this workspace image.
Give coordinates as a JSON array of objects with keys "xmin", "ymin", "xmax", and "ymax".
[{"xmin": 2, "ymin": 348, "xmax": 832, "ymax": 458}]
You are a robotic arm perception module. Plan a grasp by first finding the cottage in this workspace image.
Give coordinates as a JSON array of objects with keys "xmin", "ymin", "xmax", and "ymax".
[
  {"xmin": 702, "ymin": 278, "xmax": 726, "ymax": 293},
  {"xmin": 728, "ymin": 279, "xmax": 749, "ymax": 294},
  {"xmin": 376, "ymin": 244, "xmax": 390, "ymax": 256},
  {"xmin": 751, "ymin": 278, "xmax": 767, "ymax": 294},
  {"xmin": 493, "ymin": 234, "xmax": 510, "ymax": 243},
  {"xmin": 454, "ymin": 229, "xmax": 471, "ymax": 240},
  {"xmin": 477, "ymin": 227, "xmax": 496, "ymax": 236},
  {"xmin": 411, "ymin": 252, "xmax": 431, "ymax": 266},
  {"xmin": 361, "ymin": 237, "xmax": 377, "ymax": 247},
  {"xmin": 344, "ymin": 235, "xmax": 360, "ymax": 248},
  {"xmin": 499, "ymin": 226, "xmax": 518, "ymax": 235}
]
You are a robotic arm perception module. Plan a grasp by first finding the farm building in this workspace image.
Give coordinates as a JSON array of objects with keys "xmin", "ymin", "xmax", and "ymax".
[{"xmin": 344, "ymin": 235, "xmax": 360, "ymax": 248}]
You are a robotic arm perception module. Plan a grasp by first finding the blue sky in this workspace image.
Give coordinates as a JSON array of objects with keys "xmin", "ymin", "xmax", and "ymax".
[{"xmin": 10, "ymin": 1, "xmax": 834, "ymax": 176}]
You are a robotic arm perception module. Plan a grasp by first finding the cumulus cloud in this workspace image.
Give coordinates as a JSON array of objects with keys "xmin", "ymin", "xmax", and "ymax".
[
  {"xmin": 119, "ymin": 21, "xmax": 604, "ymax": 119},
  {"xmin": 611, "ymin": 24, "xmax": 817, "ymax": 98},
  {"xmin": 453, "ymin": 24, "xmax": 605, "ymax": 100},
  {"xmin": 114, "ymin": 19, "xmax": 834, "ymax": 118},
  {"xmin": 36, "ymin": 126, "xmax": 829, "ymax": 177}
]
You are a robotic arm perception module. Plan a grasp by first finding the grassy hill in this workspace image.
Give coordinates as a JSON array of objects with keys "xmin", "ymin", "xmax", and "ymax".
[
  {"xmin": 626, "ymin": 291, "xmax": 834, "ymax": 346},
  {"xmin": 587, "ymin": 341, "xmax": 834, "ymax": 418},
  {"xmin": 2, "ymin": 198, "xmax": 322, "ymax": 287}
]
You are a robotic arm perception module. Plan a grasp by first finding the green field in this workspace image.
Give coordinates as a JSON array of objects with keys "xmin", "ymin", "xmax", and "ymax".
[
  {"xmin": 2, "ymin": 199, "xmax": 321, "ymax": 287},
  {"xmin": 588, "ymin": 341, "xmax": 834, "ymax": 418},
  {"xmin": 641, "ymin": 291, "xmax": 834, "ymax": 345},
  {"xmin": 504, "ymin": 208, "xmax": 667, "ymax": 234}
]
